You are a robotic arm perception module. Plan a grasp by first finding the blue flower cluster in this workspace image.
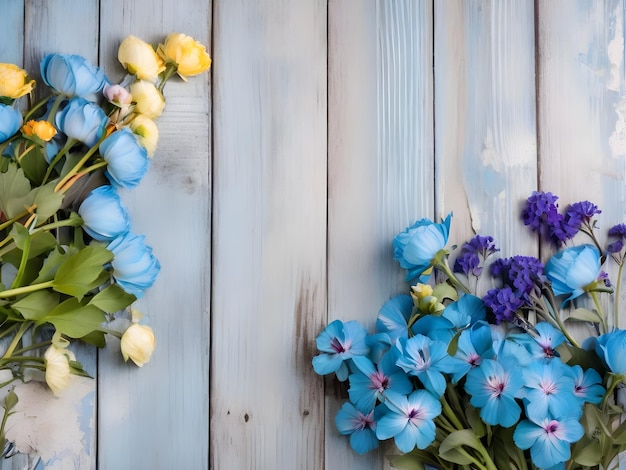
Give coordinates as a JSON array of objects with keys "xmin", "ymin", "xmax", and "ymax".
[{"xmin": 314, "ymin": 192, "xmax": 626, "ymax": 469}]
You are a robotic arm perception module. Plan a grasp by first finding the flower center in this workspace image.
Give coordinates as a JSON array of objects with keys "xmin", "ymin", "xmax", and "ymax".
[
  {"xmin": 369, "ymin": 371, "xmax": 390, "ymax": 392},
  {"xmin": 329, "ymin": 337, "xmax": 346, "ymax": 354}
]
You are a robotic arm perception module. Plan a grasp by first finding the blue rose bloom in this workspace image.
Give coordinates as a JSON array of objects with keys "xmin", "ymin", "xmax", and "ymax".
[
  {"xmin": 545, "ymin": 244, "xmax": 601, "ymax": 303},
  {"xmin": 40, "ymin": 53, "xmax": 107, "ymax": 97},
  {"xmin": 0, "ymin": 104, "xmax": 22, "ymax": 143},
  {"xmin": 78, "ymin": 185, "xmax": 131, "ymax": 241},
  {"xmin": 595, "ymin": 329, "xmax": 626, "ymax": 375},
  {"xmin": 393, "ymin": 213, "xmax": 452, "ymax": 282},
  {"xmin": 100, "ymin": 128, "xmax": 149, "ymax": 189},
  {"xmin": 107, "ymin": 232, "xmax": 160, "ymax": 298},
  {"xmin": 55, "ymin": 97, "xmax": 108, "ymax": 147}
]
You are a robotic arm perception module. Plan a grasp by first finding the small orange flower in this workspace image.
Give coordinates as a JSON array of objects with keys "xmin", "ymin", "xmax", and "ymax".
[{"xmin": 22, "ymin": 120, "xmax": 57, "ymax": 141}]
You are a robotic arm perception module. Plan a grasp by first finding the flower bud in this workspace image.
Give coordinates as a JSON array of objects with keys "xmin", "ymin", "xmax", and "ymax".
[
  {"xmin": 44, "ymin": 345, "xmax": 76, "ymax": 396},
  {"xmin": 0, "ymin": 63, "xmax": 35, "ymax": 99},
  {"xmin": 118, "ymin": 36, "xmax": 165, "ymax": 82},
  {"xmin": 104, "ymin": 84, "xmax": 132, "ymax": 107},
  {"xmin": 157, "ymin": 33, "xmax": 211, "ymax": 79},
  {"xmin": 121, "ymin": 324, "xmax": 156, "ymax": 367},
  {"xmin": 129, "ymin": 80, "xmax": 165, "ymax": 118},
  {"xmin": 0, "ymin": 104, "xmax": 22, "ymax": 143},
  {"xmin": 410, "ymin": 283, "xmax": 433, "ymax": 306},
  {"xmin": 40, "ymin": 53, "xmax": 107, "ymax": 97}
]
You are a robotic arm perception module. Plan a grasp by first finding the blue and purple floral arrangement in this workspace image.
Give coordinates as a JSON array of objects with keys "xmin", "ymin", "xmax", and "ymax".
[{"xmin": 313, "ymin": 192, "xmax": 626, "ymax": 470}]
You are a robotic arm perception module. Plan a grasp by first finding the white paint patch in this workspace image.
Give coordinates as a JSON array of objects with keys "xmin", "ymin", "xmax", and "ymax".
[
  {"xmin": 4, "ymin": 377, "xmax": 94, "ymax": 469},
  {"xmin": 608, "ymin": 3, "xmax": 624, "ymax": 93},
  {"xmin": 610, "ymin": 95, "xmax": 626, "ymax": 158}
]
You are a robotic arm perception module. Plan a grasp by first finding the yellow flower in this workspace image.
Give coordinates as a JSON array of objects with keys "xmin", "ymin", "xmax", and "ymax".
[
  {"xmin": 22, "ymin": 120, "xmax": 57, "ymax": 141},
  {"xmin": 121, "ymin": 324, "xmax": 156, "ymax": 367},
  {"xmin": 157, "ymin": 33, "xmax": 211, "ymax": 80},
  {"xmin": 118, "ymin": 36, "xmax": 165, "ymax": 82},
  {"xmin": 129, "ymin": 114, "xmax": 159, "ymax": 157},
  {"xmin": 0, "ymin": 63, "xmax": 35, "ymax": 99},
  {"xmin": 44, "ymin": 345, "xmax": 76, "ymax": 396},
  {"xmin": 410, "ymin": 283, "xmax": 433, "ymax": 301},
  {"xmin": 130, "ymin": 80, "xmax": 165, "ymax": 118}
]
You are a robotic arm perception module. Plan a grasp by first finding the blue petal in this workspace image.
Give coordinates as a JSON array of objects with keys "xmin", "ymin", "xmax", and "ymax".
[
  {"xmin": 312, "ymin": 354, "xmax": 343, "ymax": 376},
  {"xmin": 349, "ymin": 428, "xmax": 379, "ymax": 454}
]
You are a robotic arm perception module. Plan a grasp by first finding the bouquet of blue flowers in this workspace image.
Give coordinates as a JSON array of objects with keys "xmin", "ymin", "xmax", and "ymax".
[
  {"xmin": 313, "ymin": 192, "xmax": 626, "ymax": 469},
  {"xmin": 0, "ymin": 34, "xmax": 210, "ymax": 445}
]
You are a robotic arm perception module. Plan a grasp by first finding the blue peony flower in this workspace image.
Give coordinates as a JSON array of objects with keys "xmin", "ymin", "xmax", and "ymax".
[
  {"xmin": 0, "ymin": 104, "xmax": 22, "ymax": 143},
  {"xmin": 335, "ymin": 402, "xmax": 382, "ymax": 454},
  {"xmin": 393, "ymin": 213, "xmax": 452, "ymax": 282},
  {"xmin": 464, "ymin": 357, "xmax": 524, "ymax": 428},
  {"xmin": 545, "ymin": 244, "xmax": 601, "ymax": 303},
  {"xmin": 40, "ymin": 54, "xmax": 107, "ymax": 97},
  {"xmin": 107, "ymin": 232, "xmax": 160, "ymax": 298},
  {"xmin": 100, "ymin": 128, "xmax": 150, "ymax": 189},
  {"xmin": 595, "ymin": 329, "xmax": 626, "ymax": 375},
  {"xmin": 55, "ymin": 97, "xmax": 108, "ymax": 147},
  {"xmin": 513, "ymin": 416, "xmax": 584, "ymax": 469},
  {"xmin": 78, "ymin": 185, "xmax": 131, "ymax": 241},
  {"xmin": 312, "ymin": 319, "xmax": 369, "ymax": 381},
  {"xmin": 376, "ymin": 389, "xmax": 441, "ymax": 453},
  {"xmin": 348, "ymin": 353, "xmax": 412, "ymax": 411}
]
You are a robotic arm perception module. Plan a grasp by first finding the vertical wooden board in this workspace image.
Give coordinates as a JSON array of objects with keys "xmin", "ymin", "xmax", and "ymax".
[
  {"xmin": 96, "ymin": 1, "xmax": 211, "ymax": 469},
  {"xmin": 210, "ymin": 1, "xmax": 327, "ymax": 469},
  {"xmin": 1, "ymin": 1, "xmax": 101, "ymax": 468},
  {"xmin": 434, "ymin": 0, "xmax": 538, "ymax": 272},
  {"xmin": 536, "ymin": 0, "xmax": 626, "ymax": 312},
  {"xmin": 327, "ymin": 0, "xmax": 433, "ymax": 468},
  {"xmin": 0, "ymin": 1, "xmax": 24, "ymax": 65}
]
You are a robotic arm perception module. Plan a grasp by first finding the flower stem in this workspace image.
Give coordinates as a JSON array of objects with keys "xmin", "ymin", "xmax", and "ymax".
[
  {"xmin": 0, "ymin": 281, "xmax": 54, "ymax": 299},
  {"xmin": 435, "ymin": 257, "xmax": 470, "ymax": 294},
  {"xmin": 589, "ymin": 290, "xmax": 608, "ymax": 334},
  {"xmin": 614, "ymin": 262, "xmax": 624, "ymax": 330},
  {"xmin": 1, "ymin": 321, "xmax": 33, "ymax": 359},
  {"xmin": 54, "ymin": 131, "xmax": 108, "ymax": 193}
]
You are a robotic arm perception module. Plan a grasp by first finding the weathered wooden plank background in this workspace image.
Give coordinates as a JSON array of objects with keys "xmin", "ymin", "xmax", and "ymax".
[{"xmin": 2, "ymin": 0, "xmax": 626, "ymax": 468}]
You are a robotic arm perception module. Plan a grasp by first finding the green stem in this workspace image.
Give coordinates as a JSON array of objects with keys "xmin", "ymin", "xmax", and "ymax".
[
  {"xmin": 10, "ymin": 228, "xmax": 31, "ymax": 289},
  {"xmin": 54, "ymin": 131, "xmax": 108, "ymax": 192},
  {"xmin": 1, "ymin": 321, "xmax": 33, "ymax": 359},
  {"xmin": 615, "ymin": 262, "xmax": 624, "ymax": 330},
  {"xmin": 0, "ymin": 280, "xmax": 54, "ymax": 299},
  {"xmin": 41, "ymin": 137, "xmax": 77, "ymax": 184},
  {"xmin": 96, "ymin": 326, "xmax": 122, "ymax": 339},
  {"xmin": 436, "ymin": 257, "xmax": 470, "ymax": 294},
  {"xmin": 0, "ymin": 324, "xmax": 20, "ymax": 342},
  {"xmin": 0, "ymin": 208, "xmax": 32, "ymax": 232},
  {"xmin": 589, "ymin": 290, "xmax": 608, "ymax": 334},
  {"xmin": 12, "ymin": 340, "xmax": 52, "ymax": 355},
  {"xmin": 440, "ymin": 394, "xmax": 464, "ymax": 430},
  {"xmin": 30, "ymin": 215, "xmax": 83, "ymax": 235},
  {"xmin": 541, "ymin": 289, "xmax": 580, "ymax": 348},
  {"xmin": 44, "ymin": 95, "xmax": 65, "ymax": 124},
  {"xmin": 23, "ymin": 94, "xmax": 56, "ymax": 122}
]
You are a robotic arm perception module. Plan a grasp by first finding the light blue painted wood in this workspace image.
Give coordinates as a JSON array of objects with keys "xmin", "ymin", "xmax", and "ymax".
[
  {"xmin": 327, "ymin": 1, "xmax": 434, "ymax": 468},
  {"xmin": 97, "ymin": 1, "xmax": 211, "ymax": 469},
  {"xmin": 0, "ymin": 1, "xmax": 24, "ymax": 65},
  {"xmin": 211, "ymin": 1, "xmax": 327, "ymax": 468}
]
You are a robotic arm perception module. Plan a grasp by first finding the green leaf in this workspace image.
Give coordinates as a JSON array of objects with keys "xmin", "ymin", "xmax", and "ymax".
[
  {"xmin": 68, "ymin": 360, "xmax": 92, "ymax": 378},
  {"xmin": 44, "ymin": 298, "xmax": 106, "ymax": 338},
  {"xmin": 11, "ymin": 290, "xmax": 60, "ymax": 321},
  {"xmin": 52, "ymin": 245, "xmax": 113, "ymax": 299},
  {"xmin": 566, "ymin": 307, "xmax": 602, "ymax": 323},
  {"xmin": 389, "ymin": 453, "xmax": 427, "ymax": 470},
  {"xmin": 32, "ymin": 246, "xmax": 69, "ymax": 283},
  {"xmin": 19, "ymin": 146, "xmax": 48, "ymax": 186},
  {"xmin": 571, "ymin": 436, "xmax": 603, "ymax": 466},
  {"xmin": 80, "ymin": 330, "xmax": 106, "ymax": 348},
  {"xmin": 88, "ymin": 284, "xmax": 136, "ymax": 313},
  {"xmin": 33, "ymin": 182, "xmax": 64, "ymax": 222},
  {"xmin": 3, "ymin": 390, "xmax": 18, "ymax": 411},
  {"xmin": 0, "ymin": 163, "xmax": 33, "ymax": 218},
  {"xmin": 433, "ymin": 283, "xmax": 458, "ymax": 302},
  {"xmin": 439, "ymin": 430, "xmax": 484, "ymax": 465}
]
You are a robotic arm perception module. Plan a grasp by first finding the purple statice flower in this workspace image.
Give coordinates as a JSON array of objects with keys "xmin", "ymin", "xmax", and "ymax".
[
  {"xmin": 453, "ymin": 235, "xmax": 499, "ymax": 277},
  {"xmin": 522, "ymin": 191, "xmax": 562, "ymax": 232},
  {"xmin": 607, "ymin": 223, "xmax": 626, "ymax": 255},
  {"xmin": 483, "ymin": 287, "xmax": 525, "ymax": 323},
  {"xmin": 563, "ymin": 201, "xmax": 601, "ymax": 233},
  {"xmin": 490, "ymin": 256, "xmax": 546, "ymax": 301}
]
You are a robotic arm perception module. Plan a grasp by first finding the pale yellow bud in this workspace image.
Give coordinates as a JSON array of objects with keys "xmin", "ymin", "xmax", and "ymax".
[
  {"xmin": 121, "ymin": 324, "xmax": 156, "ymax": 367},
  {"xmin": 118, "ymin": 36, "xmax": 165, "ymax": 82},
  {"xmin": 44, "ymin": 345, "xmax": 76, "ymax": 396},
  {"xmin": 130, "ymin": 80, "xmax": 165, "ymax": 118}
]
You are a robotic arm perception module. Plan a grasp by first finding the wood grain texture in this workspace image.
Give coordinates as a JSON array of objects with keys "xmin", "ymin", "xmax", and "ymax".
[
  {"xmin": 210, "ymin": 1, "xmax": 327, "ymax": 468},
  {"xmin": 328, "ymin": 1, "xmax": 433, "ymax": 468},
  {"xmin": 0, "ymin": 1, "xmax": 24, "ymax": 65},
  {"xmin": 434, "ymin": 0, "xmax": 538, "ymax": 269},
  {"xmin": 96, "ymin": 1, "xmax": 211, "ymax": 469}
]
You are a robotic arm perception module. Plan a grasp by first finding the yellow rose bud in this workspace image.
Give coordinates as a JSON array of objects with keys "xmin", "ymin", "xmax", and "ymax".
[
  {"xmin": 22, "ymin": 120, "xmax": 57, "ymax": 141},
  {"xmin": 129, "ymin": 114, "xmax": 159, "ymax": 157},
  {"xmin": 157, "ymin": 33, "xmax": 211, "ymax": 80},
  {"xmin": 0, "ymin": 63, "xmax": 35, "ymax": 99},
  {"xmin": 121, "ymin": 324, "xmax": 156, "ymax": 367},
  {"xmin": 130, "ymin": 80, "xmax": 165, "ymax": 118},
  {"xmin": 118, "ymin": 36, "xmax": 166, "ymax": 82},
  {"xmin": 44, "ymin": 345, "xmax": 76, "ymax": 396}
]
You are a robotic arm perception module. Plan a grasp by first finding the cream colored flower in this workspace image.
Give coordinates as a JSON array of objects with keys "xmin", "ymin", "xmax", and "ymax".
[
  {"xmin": 130, "ymin": 80, "xmax": 165, "ymax": 118},
  {"xmin": 44, "ymin": 345, "xmax": 76, "ymax": 396},
  {"xmin": 118, "ymin": 36, "xmax": 165, "ymax": 82},
  {"xmin": 129, "ymin": 114, "xmax": 159, "ymax": 157},
  {"xmin": 0, "ymin": 63, "xmax": 35, "ymax": 99},
  {"xmin": 121, "ymin": 324, "xmax": 156, "ymax": 367},
  {"xmin": 157, "ymin": 33, "xmax": 211, "ymax": 80}
]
